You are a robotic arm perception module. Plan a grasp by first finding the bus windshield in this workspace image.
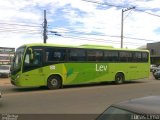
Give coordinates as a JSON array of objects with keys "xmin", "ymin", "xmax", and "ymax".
[{"xmin": 12, "ymin": 47, "xmax": 25, "ymax": 71}]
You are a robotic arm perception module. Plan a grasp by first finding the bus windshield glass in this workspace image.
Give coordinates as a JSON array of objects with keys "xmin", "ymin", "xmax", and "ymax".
[{"xmin": 12, "ymin": 47, "xmax": 25, "ymax": 71}]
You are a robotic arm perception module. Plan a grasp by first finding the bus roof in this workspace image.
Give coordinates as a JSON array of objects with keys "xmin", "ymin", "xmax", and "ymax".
[{"xmin": 19, "ymin": 43, "xmax": 149, "ymax": 52}]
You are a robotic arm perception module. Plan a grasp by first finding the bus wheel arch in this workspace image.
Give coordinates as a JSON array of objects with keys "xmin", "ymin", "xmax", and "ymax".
[
  {"xmin": 47, "ymin": 74, "xmax": 62, "ymax": 89},
  {"xmin": 115, "ymin": 72, "xmax": 125, "ymax": 84}
]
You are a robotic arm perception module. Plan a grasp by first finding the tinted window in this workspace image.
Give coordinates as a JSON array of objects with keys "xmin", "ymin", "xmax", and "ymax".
[
  {"xmin": 142, "ymin": 52, "xmax": 148, "ymax": 62},
  {"xmin": 133, "ymin": 52, "xmax": 142, "ymax": 62},
  {"xmin": 45, "ymin": 48, "xmax": 66, "ymax": 62},
  {"xmin": 97, "ymin": 106, "xmax": 134, "ymax": 120},
  {"xmin": 69, "ymin": 49, "xmax": 86, "ymax": 61},
  {"xmin": 23, "ymin": 49, "xmax": 43, "ymax": 72},
  {"xmin": 24, "ymin": 49, "xmax": 42, "ymax": 66},
  {"xmin": 119, "ymin": 51, "xmax": 132, "ymax": 62},
  {"xmin": 104, "ymin": 51, "xmax": 119, "ymax": 62},
  {"xmin": 33, "ymin": 51, "xmax": 42, "ymax": 65},
  {"xmin": 87, "ymin": 50, "xmax": 103, "ymax": 61}
]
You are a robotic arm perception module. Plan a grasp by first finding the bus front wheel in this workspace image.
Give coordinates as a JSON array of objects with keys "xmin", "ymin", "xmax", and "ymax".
[
  {"xmin": 115, "ymin": 73, "xmax": 124, "ymax": 84},
  {"xmin": 47, "ymin": 75, "xmax": 62, "ymax": 89}
]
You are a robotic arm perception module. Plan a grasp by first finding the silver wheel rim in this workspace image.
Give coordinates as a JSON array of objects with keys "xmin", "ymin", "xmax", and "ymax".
[
  {"xmin": 117, "ymin": 76, "xmax": 123, "ymax": 83},
  {"xmin": 51, "ymin": 79, "xmax": 58, "ymax": 86}
]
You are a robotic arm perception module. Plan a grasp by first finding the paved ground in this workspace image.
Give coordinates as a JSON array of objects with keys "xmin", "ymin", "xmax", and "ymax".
[{"xmin": 0, "ymin": 74, "xmax": 159, "ymax": 120}]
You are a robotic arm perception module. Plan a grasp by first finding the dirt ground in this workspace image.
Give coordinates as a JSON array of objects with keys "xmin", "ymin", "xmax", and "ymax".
[{"xmin": 0, "ymin": 77, "xmax": 11, "ymax": 86}]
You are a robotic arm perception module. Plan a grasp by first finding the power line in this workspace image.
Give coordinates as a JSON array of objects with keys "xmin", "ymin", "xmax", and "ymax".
[
  {"xmin": 81, "ymin": 0, "xmax": 160, "ymax": 18},
  {"xmin": 0, "ymin": 27, "xmax": 41, "ymax": 33},
  {"xmin": 0, "ymin": 30, "xmax": 41, "ymax": 34},
  {"xmin": 0, "ymin": 27, "xmax": 41, "ymax": 31},
  {"xmin": 49, "ymin": 29, "xmax": 120, "ymax": 38},
  {"xmin": 124, "ymin": 36, "xmax": 157, "ymax": 42},
  {"xmin": 134, "ymin": 9, "xmax": 160, "ymax": 17},
  {"xmin": 81, "ymin": 0, "xmax": 127, "ymax": 8},
  {"xmin": 0, "ymin": 22, "xmax": 42, "ymax": 35},
  {"xmin": 0, "ymin": 26, "xmax": 41, "ymax": 30},
  {"xmin": 0, "ymin": 22, "xmax": 42, "ymax": 27},
  {"xmin": 48, "ymin": 33, "xmax": 120, "ymax": 43},
  {"xmin": 123, "ymin": 9, "xmax": 134, "ymax": 21},
  {"xmin": 48, "ymin": 32, "xmax": 152, "ymax": 46},
  {"xmin": 0, "ymin": 29, "xmax": 41, "ymax": 33},
  {"xmin": 0, "ymin": 21, "xmax": 42, "ymax": 35},
  {"xmin": 49, "ymin": 29, "xmax": 158, "ymax": 42},
  {"xmin": 48, "ymin": 34, "xmax": 145, "ymax": 46},
  {"xmin": 48, "ymin": 34, "xmax": 119, "ymax": 44}
]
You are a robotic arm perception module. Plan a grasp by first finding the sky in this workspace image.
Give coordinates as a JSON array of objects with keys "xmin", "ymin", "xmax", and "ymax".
[{"xmin": 0, "ymin": 0, "xmax": 160, "ymax": 49}]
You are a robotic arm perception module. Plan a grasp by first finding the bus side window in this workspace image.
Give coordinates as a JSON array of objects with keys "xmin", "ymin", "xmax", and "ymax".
[
  {"xmin": 119, "ymin": 52, "xmax": 127, "ymax": 62},
  {"xmin": 119, "ymin": 51, "xmax": 132, "ymax": 62},
  {"xmin": 142, "ymin": 52, "xmax": 148, "ymax": 62},
  {"xmin": 87, "ymin": 50, "xmax": 103, "ymax": 62},
  {"xmin": 69, "ymin": 49, "xmax": 86, "ymax": 61},
  {"xmin": 134, "ymin": 52, "xmax": 142, "ymax": 62},
  {"xmin": 45, "ymin": 48, "xmax": 66, "ymax": 62},
  {"xmin": 33, "ymin": 52, "xmax": 41, "ymax": 65},
  {"xmin": 87, "ymin": 50, "xmax": 96, "ymax": 61},
  {"xmin": 24, "ymin": 50, "xmax": 42, "ymax": 66},
  {"xmin": 104, "ymin": 51, "xmax": 119, "ymax": 62}
]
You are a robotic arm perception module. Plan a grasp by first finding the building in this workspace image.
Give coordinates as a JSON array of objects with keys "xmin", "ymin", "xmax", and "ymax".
[
  {"xmin": 0, "ymin": 47, "xmax": 15, "ymax": 65},
  {"xmin": 147, "ymin": 42, "xmax": 160, "ymax": 65}
]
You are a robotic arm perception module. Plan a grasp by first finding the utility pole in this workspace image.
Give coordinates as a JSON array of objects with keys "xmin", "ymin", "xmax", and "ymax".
[
  {"xmin": 121, "ymin": 7, "xmax": 135, "ymax": 48},
  {"xmin": 43, "ymin": 10, "xmax": 47, "ymax": 43},
  {"xmin": 121, "ymin": 9, "xmax": 124, "ymax": 48}
]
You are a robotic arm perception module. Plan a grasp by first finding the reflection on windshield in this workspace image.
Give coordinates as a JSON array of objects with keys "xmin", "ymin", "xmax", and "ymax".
[
  {"xmin": 97, "ymin": 106, "xmax": 134, "ymax": 120},
  {"xmin": 12, "ymin": 47, "xmax": 25, "ymax": 71}
]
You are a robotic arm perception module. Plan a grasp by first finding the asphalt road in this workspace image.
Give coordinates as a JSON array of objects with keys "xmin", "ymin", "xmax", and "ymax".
[{"xmin": 0, "ymin": 76, "xmax": 160, "ymax": 120}]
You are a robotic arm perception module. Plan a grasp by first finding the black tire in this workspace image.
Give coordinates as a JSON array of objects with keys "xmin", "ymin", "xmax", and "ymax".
[
  {"xmin": 115, "ymin": 73, "xmax": 124, "ymax": 84},
  {"xmin": 47, "ymin": 76, "xmax": 62, "ymax": 89}
]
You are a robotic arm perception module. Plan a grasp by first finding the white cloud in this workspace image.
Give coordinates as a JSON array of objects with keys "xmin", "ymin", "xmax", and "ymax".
[
  {"xmin": 0, "ymin": 0, "xmax": 159, "ymax": 49},
  {"xmin": 59, "ymin": 0, "xmax": 160, "ymax": 48},
  {"xmin": 134, "ymin": 0, "xmax": 160, "ymax": 9},
  {"xmin": 124, "ymin": 10, "xmax": 160, "ymax": 39}
]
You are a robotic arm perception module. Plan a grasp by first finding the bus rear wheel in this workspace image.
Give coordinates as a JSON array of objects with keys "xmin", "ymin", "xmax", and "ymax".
[
  {"xmin": 47, "ymin": 75, "xmax": 62, "ymax": 89},
  {"xmin": 115, "ymin": 73, "xmax": 124, "ymax": 84}
]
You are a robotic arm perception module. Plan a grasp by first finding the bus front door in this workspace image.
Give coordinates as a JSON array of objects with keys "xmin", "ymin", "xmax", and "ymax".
[{"xmin": 22, "ymin": 49, "xmax": 45, "ymax": 86}]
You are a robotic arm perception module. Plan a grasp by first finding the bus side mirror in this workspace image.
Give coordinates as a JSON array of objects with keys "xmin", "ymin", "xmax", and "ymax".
[{"xmin": 28, "ymin": 48, "xmax": 34, "ymax": 60}]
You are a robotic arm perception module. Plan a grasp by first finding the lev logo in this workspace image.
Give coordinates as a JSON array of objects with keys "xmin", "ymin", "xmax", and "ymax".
[{"xmin": 96, "ymin": 64, "xmax": 107, "ymax": 72}]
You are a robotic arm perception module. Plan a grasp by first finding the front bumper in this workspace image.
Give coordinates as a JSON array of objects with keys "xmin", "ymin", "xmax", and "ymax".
[{"xmin": 10, "ymin": 77, "xmax": 21, "ymax": 86}]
